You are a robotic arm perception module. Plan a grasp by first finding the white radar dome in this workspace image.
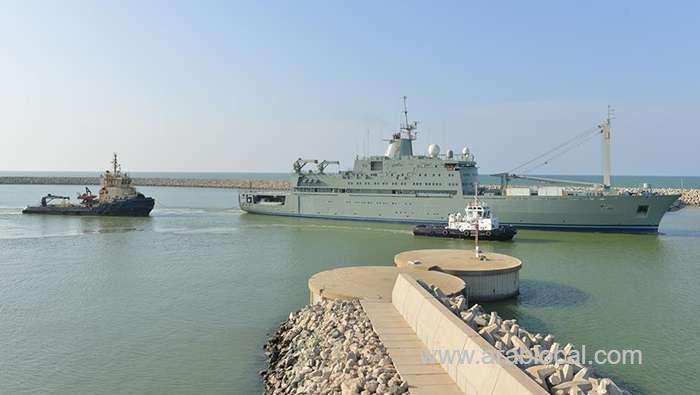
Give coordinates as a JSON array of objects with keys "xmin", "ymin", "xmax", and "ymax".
[
  {"xmin": 462, "ymin": 146, "xmax": 470, "ymax": 156},
  {"xmin": 428, "ymin": 144, "xmax": 440, "ymax": 158}
]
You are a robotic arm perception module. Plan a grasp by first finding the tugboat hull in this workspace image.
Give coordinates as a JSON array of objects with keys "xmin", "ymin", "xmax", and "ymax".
[
  {"xmin": 22, "ymin": 196, "xmax": 155, "ymax": 217},
  {"xmin": 412, "ymin": 224, "xmax": 517, "ymax": 241}
]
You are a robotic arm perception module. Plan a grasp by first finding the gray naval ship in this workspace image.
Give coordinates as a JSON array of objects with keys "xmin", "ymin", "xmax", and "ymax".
[{"xmin": 240, "ymin": 99, "xmax": 679, "ymax": 233}]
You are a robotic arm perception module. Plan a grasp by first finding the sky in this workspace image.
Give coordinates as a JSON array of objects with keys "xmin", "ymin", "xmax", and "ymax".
[{"xmin": 1, "ymin": 1, "xmax": 698, "ymax": 175}]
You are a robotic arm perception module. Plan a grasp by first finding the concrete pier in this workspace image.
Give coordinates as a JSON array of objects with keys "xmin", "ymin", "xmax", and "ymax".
[
  {"xmin": 394, "ymin": 249, "xmax": 522, "ymax": 301},
  {"xmin": 308, "ymin": 266, "xmax": 465, "ymax": 304},
  {"xmin": 267, "ymin": 268, "xmax": 631, "ymax": 394}
]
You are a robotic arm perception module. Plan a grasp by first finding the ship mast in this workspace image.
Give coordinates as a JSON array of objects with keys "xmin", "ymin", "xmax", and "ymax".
[
  {"xmin": 112, "ymin": 153, "xmax": 119, "ymax": 174},
  {"xmin": 384, "ymin": 96, "xmax": 418, "ymax": 158},
  {"xmin": 601, "ymin": 106, "xmax": 614, "ymax": 188},
  {"xmin": 473, "ymin": 182, "xmax": 481, "ymax": 259},
  {"xmin": 400, "ymin": 96, "xmax": 417, "ymax": 140}
]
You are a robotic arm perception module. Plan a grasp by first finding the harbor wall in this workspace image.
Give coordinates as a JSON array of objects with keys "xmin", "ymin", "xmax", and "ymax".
[
  {"xmin": 1, "ymin": 177, "xmax": 698, "ymax": 205},
  {"xmin": 392, "ymin": 273, "xmax": 547, "ymax": 394},
  {"xmin": 0, "ymin": 176, "xmax": 291, "ymax": 190}
]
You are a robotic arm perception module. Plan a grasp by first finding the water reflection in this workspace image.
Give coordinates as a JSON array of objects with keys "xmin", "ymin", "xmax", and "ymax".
[
  {"xmin": 77, "ymin": 216, "xmax": 151, "ymax": 235},
  {"xmin": 516, "ymin": 279, "xmax": 590, "ymax": 308},
  {"xmin": 506, "ymin": 237, "xmax": 562, "ymax": 244}
]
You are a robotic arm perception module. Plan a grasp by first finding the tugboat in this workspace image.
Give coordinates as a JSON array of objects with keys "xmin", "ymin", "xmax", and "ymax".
[
  {"xmin": 22, "ymin": 154, "xmax": 155, "ymax": 217},
  {"xmin": 413, "ymin": 198, "xmax": 517, "ymax": 241}
]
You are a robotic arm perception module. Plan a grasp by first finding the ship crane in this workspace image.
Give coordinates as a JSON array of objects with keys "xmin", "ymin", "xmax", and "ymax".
[
  {"xmin": 293, "ymin": 158, "xmax": 318, "ymax": 173},
  {"xmin": 495, "ymin": 108, "xmax": 615, "ymax": 191},
  {"xmin": 491, "ymin": 173, "xmax": 604, "ymax": 191},
  {"xmin": 40, "ymin": 194, "xmax": 70, "ymax": 207},
  {"xmin": 77, "ymin": 187, "xmax": 98, "ymax": 206},
  {"xmin": 317, "ymin": 160, "xmax": 340, "ymax": 174}
]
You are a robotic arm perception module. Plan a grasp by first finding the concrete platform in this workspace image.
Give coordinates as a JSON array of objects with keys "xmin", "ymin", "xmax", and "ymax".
[
  {"xmin": 394, "ymin": 249, "xmax": 522, "ymax": 301},
  {"xmin": 308, "ymin": 266, "xmax": 465, "ymax": 303}
]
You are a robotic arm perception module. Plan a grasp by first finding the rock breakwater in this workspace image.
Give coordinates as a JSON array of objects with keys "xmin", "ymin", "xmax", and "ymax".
[
  {"xmin": 2, "ymin": 176, "xmax": 698, "ymax": 206},
  {"xmin": 262, "ymin": 299, "xmax": 408, "ymax": 395},
  {"xmin": 423, "ymin": 282, "xmax": 630, "ymax": 395},
  {"xmin": 0, "ymin": 176, "xmax": 291, "ymax": 190},
  {"xmin": 616, "ymin": 187, "xmax": 699, "ymax": 207}
]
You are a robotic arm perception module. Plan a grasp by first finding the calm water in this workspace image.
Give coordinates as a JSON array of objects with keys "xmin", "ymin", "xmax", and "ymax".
[{"xmin": 1, "ymin": 184, "xmax": 698, "ymax": 394}]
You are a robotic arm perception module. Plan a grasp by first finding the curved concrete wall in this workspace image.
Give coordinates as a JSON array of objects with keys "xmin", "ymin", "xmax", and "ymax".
[
  {"xmin": 391, "ymin": 273, "xmax": 547, "ymax": 395},
  {"xmin": 459, "ymin": 271, "xmax": 520, "ymax": 301}
]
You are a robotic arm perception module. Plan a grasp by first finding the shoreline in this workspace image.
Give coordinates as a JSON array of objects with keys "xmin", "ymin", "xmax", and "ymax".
[{"xmin": 1, "ymin": 176, "xmax": 698, "ymax": 206}]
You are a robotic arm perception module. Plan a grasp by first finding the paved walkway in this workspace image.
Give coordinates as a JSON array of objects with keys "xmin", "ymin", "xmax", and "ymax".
[{"xmin": 360, "ymin": 300, "xmax": 463, "ymax": 395}]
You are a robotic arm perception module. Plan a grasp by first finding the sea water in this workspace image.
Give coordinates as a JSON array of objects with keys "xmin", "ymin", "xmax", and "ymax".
[{"xmin": 0, "ymin": 183, "xmax": 698, "ymax": 394}]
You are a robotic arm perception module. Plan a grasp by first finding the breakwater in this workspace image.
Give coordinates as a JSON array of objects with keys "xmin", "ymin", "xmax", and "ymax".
[
  {"xmin": 269, "ymin": 270, "xmax": 630, "ymax": 394},
  {"xmin": 1, "ymin": 177, "xmax": 698, "ymax": 206},
  {"xmin": 430, "ymin": 285, "xmax": 629, "ymax": 394},
  {"xmin": 0, "ymin": 176, "xmax": 291, "ymax": 190},
  {"xmin": 262, "ymin": 299, "xmax": 408, "ymax": 394}
]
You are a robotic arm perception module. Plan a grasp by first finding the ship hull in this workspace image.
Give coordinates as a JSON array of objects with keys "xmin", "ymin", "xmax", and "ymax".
[
  {"xmin": 239, "ymin": 191, "xmax": 679, "ymax": 233},
  {"xmin": 412, "ymin": 224, "xmax": 517, "ymax": 240},
  {"xmin": 23, "ymin": 196, "xmax": 155, "ymax": 217}
]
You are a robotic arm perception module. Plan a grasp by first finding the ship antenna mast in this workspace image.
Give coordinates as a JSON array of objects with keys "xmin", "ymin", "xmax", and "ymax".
[
  {"xmin": 473, "ymin": 182, "xmax": 482, "ymax": 259},
  {"xmin": 112, "ymin": 153, "xmax": 119, "ymax": 174},
  {"xmin": 400, "ymin": 96, "xmax": 417, "ymax": 140},
  {"xmin": 402, "ymin": 96, "xmax": 410, "ymax": 128}
]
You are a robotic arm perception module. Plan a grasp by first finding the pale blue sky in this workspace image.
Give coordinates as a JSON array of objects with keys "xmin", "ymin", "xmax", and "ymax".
[{"xmin": 1, "ymin": 1, "xmax": 698, "ymax": 175}]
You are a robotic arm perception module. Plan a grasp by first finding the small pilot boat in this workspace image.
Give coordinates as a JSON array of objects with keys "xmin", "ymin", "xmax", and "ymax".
[{"xmin": 413, "ymin": 199, "xmax": 517, "ymax": 241}]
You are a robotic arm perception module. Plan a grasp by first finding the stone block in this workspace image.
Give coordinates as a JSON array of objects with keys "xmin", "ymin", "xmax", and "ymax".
[
  {"xmin": 548, "ymin": 371, "xmax": 562, "ymax": 386},
  {"xmin": 525, "ymin": 364, "xmax": 556, "ymax": 381},
  {"xmin": 551, "ymin": 379, "xmax": 593, "ymax": 392},
  {"xmin": 562, "ymin": 363, "xmax": 574, "ymax": 381},
  {"xmin": 573, "ymin": 367, "xmax": 590, "ymax": 381}
]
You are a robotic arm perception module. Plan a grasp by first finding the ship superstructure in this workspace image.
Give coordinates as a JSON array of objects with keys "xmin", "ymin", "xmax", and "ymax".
[
  {"xmin": 239, "ymin": 98, "xmax": 679, "ymax": 233},
  {"xmin": 98, "ymin": 153, "xmax": 142, "ymax": 203}
]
